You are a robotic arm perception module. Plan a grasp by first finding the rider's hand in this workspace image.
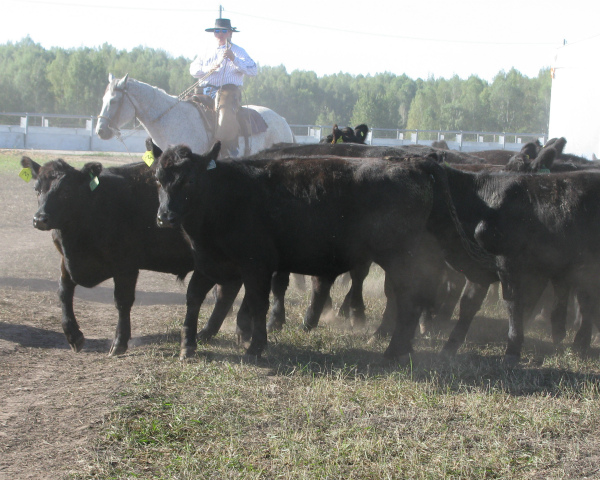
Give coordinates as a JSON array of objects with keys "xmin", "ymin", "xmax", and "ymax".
[{"xmin": 223, "ymin": 50, "xmax": 235, "ymax": 62}]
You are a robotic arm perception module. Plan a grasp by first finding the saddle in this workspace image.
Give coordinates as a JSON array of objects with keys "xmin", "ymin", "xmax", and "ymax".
[{"xmin": 184, "ymin": 85, "xmax": 267, "ymax": 157}]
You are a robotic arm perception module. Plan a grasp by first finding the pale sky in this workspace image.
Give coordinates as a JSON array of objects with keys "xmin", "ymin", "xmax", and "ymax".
[{"xmin": 3, "ymin": 0, "xmax": 599, "ymax": 82}]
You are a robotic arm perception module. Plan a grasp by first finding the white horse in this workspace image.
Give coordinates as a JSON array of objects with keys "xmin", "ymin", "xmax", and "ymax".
[{"xmin": 96, "ymin": 74, "xmax": 294, "ymax": 155}]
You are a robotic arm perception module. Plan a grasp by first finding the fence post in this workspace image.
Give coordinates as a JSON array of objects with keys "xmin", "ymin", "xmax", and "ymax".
[
  {"xmin": 21, "ymin": 114, "xmax": 29, "ymax": 149},
  {"xmin": 88, "ymin": 116, "xmax": 95, "ymax": 151}
]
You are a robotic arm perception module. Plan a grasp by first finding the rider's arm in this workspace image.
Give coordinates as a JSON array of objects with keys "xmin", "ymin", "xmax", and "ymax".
[{"xmin": 229, "ymin": 45, "xmax": 257, "ymax": 77}]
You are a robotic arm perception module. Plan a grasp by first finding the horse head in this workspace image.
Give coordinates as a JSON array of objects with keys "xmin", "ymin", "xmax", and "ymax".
[{"xmin": 96, "ymin": 73, "xmax": 135, "ymax": 140}]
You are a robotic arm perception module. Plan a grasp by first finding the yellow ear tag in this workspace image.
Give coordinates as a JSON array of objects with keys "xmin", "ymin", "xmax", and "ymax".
[
  {"xmin": 142, "ymin": 150, "xmax": 155, "ymax": 167},
  {"xmin": 89, "ymin": 174, "xmax": 100, "ymax": 191},
  {"xmin": 336, "ymin": 137, "xmax": 344, "ymax": 144},
  {"xmin": 19, "ymin": 168, "xmax": 33, "ymax": 183}
]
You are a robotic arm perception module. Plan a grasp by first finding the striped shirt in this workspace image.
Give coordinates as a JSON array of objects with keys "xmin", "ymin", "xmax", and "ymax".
[{"xmin": 189, "ymin": 43, "xmax": 257, "ymax": 87}]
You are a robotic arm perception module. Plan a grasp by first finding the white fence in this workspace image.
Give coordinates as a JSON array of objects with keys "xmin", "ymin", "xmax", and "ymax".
[{"xmin": 0, "ymin": 113, "xmax": 547, "ymax": 153}]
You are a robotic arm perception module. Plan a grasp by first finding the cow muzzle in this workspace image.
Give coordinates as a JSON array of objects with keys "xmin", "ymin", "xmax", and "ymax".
[
  {"xmin": 33, "ymin": 213, "xmax": 51, "ymax": 231},
  {"xmin": 157, "ymin": 210, "xmax": 181, "ymax": 228}
]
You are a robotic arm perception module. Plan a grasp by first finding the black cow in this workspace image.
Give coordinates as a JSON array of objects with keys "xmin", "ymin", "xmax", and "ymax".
[
  {"xmin": 256, "ymin": 142, "xmax": 486, "ymax": 165},
  {"xmin": 437, "ymin": 164, "xmax": 600, "ymax": 363},
  {"xmin": 320, "ymin": 124, "xmax": 369, "ymax": 144},
  {"xmin": 155, "ymin": 142, "xmax": 475, "ymax": 359},
  {"xmin": 143, "ymin": 140, "xmax": 370, "ymax": 355},
  {"xmin": 20, "ymin": 155, "xmax": 250, "ymax": 356}
]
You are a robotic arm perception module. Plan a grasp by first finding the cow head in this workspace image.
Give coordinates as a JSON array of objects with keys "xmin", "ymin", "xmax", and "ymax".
[
  {"xmin": 21, "ymin": 156, "xmax": 103, "ymax": 230},
  {"xmin": 155, "ymin": 142, "xmax": 221, "ymax": 228}
]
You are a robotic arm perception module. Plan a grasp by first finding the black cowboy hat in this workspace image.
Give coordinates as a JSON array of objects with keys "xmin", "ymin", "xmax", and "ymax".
[{"xmin": 205, "ymin": 18, "xmax": 239, "ymax": 32}]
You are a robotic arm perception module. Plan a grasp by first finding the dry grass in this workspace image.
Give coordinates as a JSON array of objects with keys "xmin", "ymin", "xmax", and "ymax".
[{"xmin": 72, "ymin": 274, "xmax": 600, "ymax": 480}]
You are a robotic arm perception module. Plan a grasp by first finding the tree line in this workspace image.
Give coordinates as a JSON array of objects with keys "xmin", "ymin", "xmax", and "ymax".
[{"xmin": 0, "ymin": 37, "xmax": 551, "ymax": 133}]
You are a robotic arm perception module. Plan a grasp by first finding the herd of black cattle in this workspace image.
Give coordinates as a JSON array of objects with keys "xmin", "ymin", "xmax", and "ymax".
[{"xmin": 19, "ymin": 132, "xmax": 600, "ymax": 365}]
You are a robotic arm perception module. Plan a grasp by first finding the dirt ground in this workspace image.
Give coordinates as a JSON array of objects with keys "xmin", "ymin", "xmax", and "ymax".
[{"xmin": 0, "ymin": 151, "xmax": 214, "ymax": 479}]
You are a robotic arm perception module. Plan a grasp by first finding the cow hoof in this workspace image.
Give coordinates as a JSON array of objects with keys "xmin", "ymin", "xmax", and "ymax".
[
  {"xmin": 70, "ymin": 335, "xmax": 85, "ymax": 353},
  {"xmin": 108, "ymin": 342, "xmax": 128, "ymax": 356},
  {"xmin": 266, "ymin": 321, "xmax": 284, "ymax": 333},
  {"xmin": 440, "ymin": 341, "xmax": 459, "ymax": 357},
  {"xmin": 180, "ymin": 346, "xmax": 197, "ymax": 360},
  {"xmin": 241, "ymin": 353, "xmax": 261, "ymax": 364},
  {"xmin": 381, "ymin": 352, "xmax": 412, "ymax": 367},
  {"xmin": 197, "ymin": 329, "xmax": 214, "ymax": 343},
  {"xmin": 503, "ymin": 354, "xmax": 520, "ymax": 367},
  {"xmin": 440, "ymin": 346, "xmax": 458, "ymax": 358},
  {"xmin": 350, "ymin": 316, "xmax": 366, "ymax": 328},
  {"xmin": 302, "ymin": 322, "xmax": 316, "ymax": 332}
]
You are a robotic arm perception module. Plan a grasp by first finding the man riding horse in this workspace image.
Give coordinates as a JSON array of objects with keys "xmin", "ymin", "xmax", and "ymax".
[{"xmin": 189, "ymin": 17, "xmax": 257, "ymax": 157}]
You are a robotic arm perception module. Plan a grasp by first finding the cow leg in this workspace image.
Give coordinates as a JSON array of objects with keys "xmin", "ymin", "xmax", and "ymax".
[
  {"xmin": 548, "ymin": 278, "xmax": 569, "ymax": 345},
  {"xmin": 372, "ymin": 274, "xmax": 396, "ymax": 338},
  {"xmin": 434, "ymin": 270, "xmax": 466, "ymax": 324},
  {"xmin": 242, "ymin": 272, "xmax": 272, "ymax": 358},
  {"xmin": 58, "ymin": 259, "xmax": 85, "ymax": 353},
  {"xmin": 503, "ymin": 274, "xmax": 547, "ymax": 364},
  {"xmin": 381, "ymin": 259, "xmax": 422, "ymax": 359},
  {"xmin": 441, "ymin": 280, "xmax": 490, "ymax": 355},
  {"xmin": 267, "ymin": 271, "xmax": 290, "ymax": 332},
  {"xmin": 109, "ymin": 271, "xmax": 138, "ymax": 356},
  {"xmin": 198, "ymin": 280, "xmax": 243, "ymax": 341},
  {"xmin": 303, "ymin": 275, "xmax": 336, "ymax": 330},
  {"xmin": 573, "ymin": 290, "xmax": 597, "ymax": 355},
  {"xmin": 338, "ymin": 262, "xmax": 370, "ymax": 327},
  {"xmin": 182, "ymin": 271, "xmax": 213, "ymax": 356},
  {"xmin": 235, "ymin": 296, "xmax": 253, "ymax": 348}
]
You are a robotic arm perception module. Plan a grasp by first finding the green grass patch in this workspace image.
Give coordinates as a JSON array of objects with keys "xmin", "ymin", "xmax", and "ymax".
[{"xmin": 73, "ymin": 278, "xmax": 600, "ymax": 479}]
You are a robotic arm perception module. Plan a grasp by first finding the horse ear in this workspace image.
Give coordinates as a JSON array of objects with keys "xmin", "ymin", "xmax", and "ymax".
[{"xmin": 116, "ymin": 74, "xmax": 129, "ymax": 90}]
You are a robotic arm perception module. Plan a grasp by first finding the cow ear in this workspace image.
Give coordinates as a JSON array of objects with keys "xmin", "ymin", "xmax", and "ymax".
[
  {"xmin": 531, "ymin": 148, "xmax": 556, "ymax": 172},
  {"xmin": 552, "ymin": 137, "xmax": 567, "ymax": 156},
  {"xmin": 208, "ymin": 141, "xmax": 221, "ymax": 160},
  {"xmin": 81, "ymin": 162, "xmax": 103, "ymax": 179},
  {"xmin": 145, "ymin": 137, "xmax": 163, "ymax": 158},
  {"xmin": 20, "ymin": 156, "xmax": 41, "ymax": 179}
]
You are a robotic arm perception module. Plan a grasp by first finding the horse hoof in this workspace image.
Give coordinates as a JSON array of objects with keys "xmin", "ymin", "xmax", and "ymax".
[{"xmin": 70, "ymin": 335, "xmax": 85, "ymax": 353}]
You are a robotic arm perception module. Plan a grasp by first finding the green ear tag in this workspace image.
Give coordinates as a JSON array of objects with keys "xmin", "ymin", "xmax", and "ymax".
[
  {"xmin": 89, "ymin": 173, "xmax": 100, "ymax": 191},
  {"xmin": 142, "ymin": 150, "xmax": 155, "ymax": 167},
  {"xmin": 19, "ymin": 168, "xmax": 32, "ymax": 183},
  {"xmin": 538, "ymin": 168, "xmax": 550, "ymax": 174}
]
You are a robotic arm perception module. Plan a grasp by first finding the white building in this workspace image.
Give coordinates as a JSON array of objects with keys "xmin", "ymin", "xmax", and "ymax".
[{"xmin": 548, "ymin": 35, "xmax": 600, "ymax": 159}]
